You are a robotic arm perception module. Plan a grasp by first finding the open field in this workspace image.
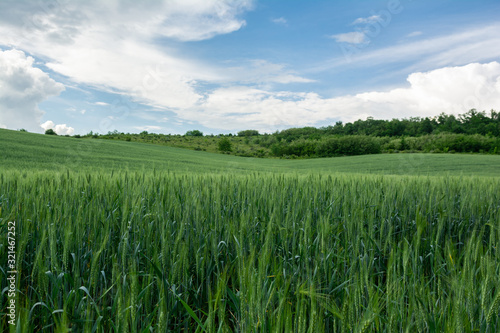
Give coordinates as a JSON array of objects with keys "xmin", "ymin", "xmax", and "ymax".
[
  {"xmin": 1, "ymin": 129, "xmax": 500, "ymax": 177},
  {"xmin": 1, "ymin": 129, "xmax": 500, "ymax": 332},
  {"xmin": 74, "ymin": 110, "xmax": 500, "ymax": 159}
]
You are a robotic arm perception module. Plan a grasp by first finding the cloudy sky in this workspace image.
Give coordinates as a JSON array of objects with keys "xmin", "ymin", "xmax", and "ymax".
[{"xmin": 0, "ymin": 0, "xmax": 499, "ymax": 135}]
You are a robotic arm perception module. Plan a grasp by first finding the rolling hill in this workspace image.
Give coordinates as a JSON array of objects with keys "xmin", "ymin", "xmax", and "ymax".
[{"xmin": 1, "ymin": 128, "xmax": 499, "ymax": 177}]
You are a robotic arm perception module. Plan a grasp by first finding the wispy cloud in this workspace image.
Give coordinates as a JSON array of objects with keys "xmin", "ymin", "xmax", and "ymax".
[
  {"xmin": 272, "ymin": 17, "xmax": 287, "ymax": 25},
  {"xmin": 351, "ymin": 15, "xmax": 381, "ymax": 25},
  {"xmin": 152, "ymin": 0, "xmax": 255, "ymax": 42},
  {"xmin": 0, "ymin": 0, "xmax": 313, "ymax": 131},
  {"xmin": 331, "ymin": 14, "xmax": 384, "ymax": 46},
  {"xmin": 330, "ymin": 31, "xmax": 367, "ymax": 44},
  {"xmin": 407, "ymin": 31, "xmax": 423, "ymax": 38},
  {"xmin": 0, "ymin": 0, "xmax": 253, "ymax": 114},
  {"xmin": 134, "ymin": 125, "xmax": 162, "ymax": 132},
  {"xmin": 321, "ymin": 23, "xmax": 500, "ymax": 72},
  {"xmin": 224, "ymin": 59, "xmax": 315, "ymax": 85}
]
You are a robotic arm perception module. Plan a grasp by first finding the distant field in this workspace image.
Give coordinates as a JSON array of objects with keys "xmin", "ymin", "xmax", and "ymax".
[
  {"xmin": 1, "ymin": 128, "xmax": 500, "ymax": 331},
  {"xmin": 1, "ymin": 129, "xmax": 499, "ymax": 176}
]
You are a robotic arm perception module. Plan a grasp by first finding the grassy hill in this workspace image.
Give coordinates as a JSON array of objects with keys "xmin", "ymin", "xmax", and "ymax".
[
  {"xmin": 77, "ymin": 110, "xmax": 500, "ymax": 160},
  {"xmin": 1, "ymin": 128, "xmax": 499, "ymax": 177}
]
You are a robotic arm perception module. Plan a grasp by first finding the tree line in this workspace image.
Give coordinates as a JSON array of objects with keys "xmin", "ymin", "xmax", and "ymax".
[
  {"xmin": 273, "ymin": 109, "xmax": 500, "ymax": 140},
  {"xmin": 58, "ymin": 109, "xmax": 500, "ymax": 158}
]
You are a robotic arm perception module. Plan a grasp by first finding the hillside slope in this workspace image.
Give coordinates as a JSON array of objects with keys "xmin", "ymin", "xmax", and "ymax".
[{"xmin": 1, "ymin": 129, "xmax": 499, "ymax": 176}]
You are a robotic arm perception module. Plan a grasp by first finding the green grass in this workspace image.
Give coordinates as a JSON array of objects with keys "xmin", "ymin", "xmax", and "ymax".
[
  {"xmin": 1, "ymin": 129, "xmax": 500, "ymax": 176},
  {"xmin": 1, "ymin": 128, "xmax": 500, "ymax": 332}
]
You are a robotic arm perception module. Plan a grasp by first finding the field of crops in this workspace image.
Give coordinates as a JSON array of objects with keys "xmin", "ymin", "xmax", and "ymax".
[
  {"xmin": 2, "ymin": 129, "xmax": 500, "ymax": 176},
  {"xmin": 1, "ymin": 129, "xmax": 500, "ymax": 332}
]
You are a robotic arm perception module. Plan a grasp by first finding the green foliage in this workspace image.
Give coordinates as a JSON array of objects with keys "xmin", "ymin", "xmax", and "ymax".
[
  {"xmin": 64, "ymin": 110, "xmax": 500, "ymax": 159},
  {"xmin": 237, "ymin": 129, "xmax": 259, "ymax": 136},
  {"xmin": 186, "ymin": 130, "xmax": 203, "ymax": 137},
  {"xmin": 383, "ymin": 133, "xmax": 500, "ymax": 153},
  {"xmin": 322, "ymin": 109, "xmax": 499, "ymax": 137},
  {"xmin": 44, "ymin": 129, "xmax": 57, "ymax": 135},
  {"xmin": 218, "ymin": 137, "xmax": 232, "ymax": 152},
  {"xmin": 276, "ymin": 127, "xmax": 322, "ymax": 142},
  {"xmin": 1, "ymin": 128, "xmax": 500, "ymax": 176},
  {"xmin": 316, "ymin": 135, "xmax": 382, "ymax": 157},
  {"xmin": 270, "ymin": 136, "xmax": 382, "ymax": 158},
  {"xmin": 399, "ymin": 136, "xmax": 409, "ymax": 150}
]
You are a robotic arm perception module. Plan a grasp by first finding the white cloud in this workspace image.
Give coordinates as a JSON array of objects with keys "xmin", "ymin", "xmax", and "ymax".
[
  {"xmin": 355, "ymin": 62, "xmax": 500, "ymax": 115},
  {"xmin": 330, "ymin": 15, "xmax": 382, "ymax": 47},
  {"xmin": 94, "ymin": 102, "xmax": 109, "ymax": 106},
  {"xmin": 224, "ymin": 59, "xmax": 314, "ymax": 85},
  {"xmin": 193, "ymin": 87, "xmax": 327, "ymax": 132},
  {"xmin": 54, "ymin": 124, "xmax": 74, "ymax": 135},
  {"xmin": 0, "ymin": 0, "xmax": 253, "ymax": 44},
  {"xmin": 0, "ymin": 0, "xmax": 257, "ymax": 113},
  {"xmin": 272, "ymin": 17, "xmax": 287, "ymax": 25},
  {"xmin": 0, "ymin": 49, "xmax": 64, "ymax": 132},
  {"xmin": 183, "ymin": 62, "xmax": 500, "ymax": 132},
  {"xmin": 40, "ymin": 120, "xmax": 54, "ymax": 131},
  {"xmin": 152, "ymin": 0, "xmax": 254, "ymax": 41},
  {"xmin": 330, "ymin": 31, "xmax": 367, "ymax": 44},
  {"xmin": 407, "ymin": 31, "xmax": 423, "ymax": 38},
  {"xmin": 41, "ymin": 37, "xmax": 209, "ymax": 110},
  {"xmin": 352, "ymin": 15, "xmax": 380, "ymax": 25},
  {"xmin": 41, "ymin": 120, "xmax": 75, "ymax": 135},
  {"xmin": 134, "ymin": 125, "xmax": 162, "ymax": 132},
  {"xmin": 323, "ymin": 23, "xmax": 500, "ymax": 71}
]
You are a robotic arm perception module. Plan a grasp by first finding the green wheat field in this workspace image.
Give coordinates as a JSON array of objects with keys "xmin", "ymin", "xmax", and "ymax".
[{"xmin": 1, "ymin": 128, "xmax": 500, "ymax": 332}]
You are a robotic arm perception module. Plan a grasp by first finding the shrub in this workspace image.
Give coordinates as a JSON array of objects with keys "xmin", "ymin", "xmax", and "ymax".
[
  {"xmin": 259, "ymin": 136, "xmax": 277, "ymax": 148},
  {"xmin": 237, "ymin": 130, "xmax": 259, "ymax": 137},
  {"xmin": 218, "ymin": 137, "xmax": 232, "ymax": 152},
  {"xmin": 45, "ymin": 129, "xmax": 57, "ymax": 135},
  {"xmin": 186, "ymin": 130, "xmax": 203, "ymax": 137},
  {"xmin": 315, "ymin": 136, "xmax": 381, "ymax": 157}
]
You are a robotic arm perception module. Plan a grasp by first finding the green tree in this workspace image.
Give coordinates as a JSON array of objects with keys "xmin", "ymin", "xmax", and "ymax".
[
  {"xmin": 237, "ymin": 130, "xmax": 259, "ymax": 137},
  {"xmin": 420, "ymin": 117, "xmax": 434, "ymax": 134},
  {"xmin": 218, "ymin": 137, "xmax": 232, "ymax": 152},
  {"xmin": 399, "ymin": 136, "xmax": 409, "ymax": 150},
  {"xmin": 45, "ymin": 129, "xmax": 57, "ymax": 135},
  {"xmin": 186, "ymin": 130, "xmax": 203, "ymax": 137}
]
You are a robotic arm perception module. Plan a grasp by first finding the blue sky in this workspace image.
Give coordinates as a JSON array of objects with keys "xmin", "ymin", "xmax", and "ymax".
[{"xmin": 0, "ymin": 0, "xmax": 499, "ymax": 135}]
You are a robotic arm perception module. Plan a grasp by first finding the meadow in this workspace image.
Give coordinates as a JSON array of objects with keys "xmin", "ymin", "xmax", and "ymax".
[
  {"xmin": 1, "ymin": 129, "xmax": 500, "ymax": 332},
  {"xmin": 1, "ymin": 129, "xmax": 499, "ymax": 176},
  {"xmin": 81, "ymin": 110, "xmax": 500, "ymax": 159}
]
